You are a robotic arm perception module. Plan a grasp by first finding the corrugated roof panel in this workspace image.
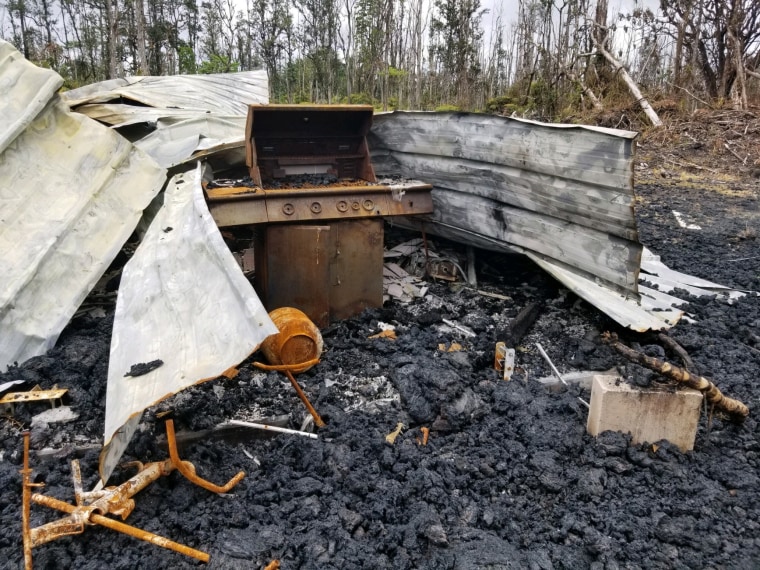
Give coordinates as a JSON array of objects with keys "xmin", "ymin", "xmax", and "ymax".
[{"xmin": 133, "ymin": 116, "xmax": 247, "ymax": 168}]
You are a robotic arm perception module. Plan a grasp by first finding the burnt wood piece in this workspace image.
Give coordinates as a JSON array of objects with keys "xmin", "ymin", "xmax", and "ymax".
[{"xmin": 507, "ymin": 302, "xmax": 542, "ymax": 347}]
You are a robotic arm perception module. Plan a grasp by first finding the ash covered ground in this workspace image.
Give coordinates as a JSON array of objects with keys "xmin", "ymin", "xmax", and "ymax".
[{"xmin": 1, "ymin": 180, "xmax": 759, "ymax": 570}]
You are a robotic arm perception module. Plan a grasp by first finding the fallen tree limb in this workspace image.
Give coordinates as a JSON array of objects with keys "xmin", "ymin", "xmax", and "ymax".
[{"xmin": 601, "ymin": 332, "xmax": 749, "ymax": 422}]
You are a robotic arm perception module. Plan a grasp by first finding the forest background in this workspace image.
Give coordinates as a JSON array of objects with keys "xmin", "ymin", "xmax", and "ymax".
[{"xmin": 1, "ymin": 0, "xmax": 759, "ymax": 125}]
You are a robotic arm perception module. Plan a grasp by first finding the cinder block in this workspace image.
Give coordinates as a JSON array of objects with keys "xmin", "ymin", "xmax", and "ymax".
[{"xmin": 587, "ymin": 375, "xmax": 703, "ymax": 452}]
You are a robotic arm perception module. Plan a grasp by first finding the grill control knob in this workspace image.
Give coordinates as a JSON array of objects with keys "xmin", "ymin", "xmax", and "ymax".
[
  {"xmin": 310, "ymin": 202, "xmax": 322, "ymax": 214},
  {"xmin": 282, "ymin": 203, "xmax": 295, "ymax": 215},
  {"xmin": 362, "ymin": 199, "xmax": 374, "ymax": 211},
  {"xmin": 336, "ymin": 200, "xmax": 348, "ymax": 212}
]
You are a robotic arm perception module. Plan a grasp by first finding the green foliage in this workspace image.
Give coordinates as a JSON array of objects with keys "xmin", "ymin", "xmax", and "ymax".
[
  {"xmin": 197, "ymin": 54, "xmax": 239, "ymax": 74},
  {"xmin": 485, "ymin": 95, "xmax": 515, "ymax": 114},
  {"xmin": 178, "ymin": 44, "xmax": 197, "ymax": 74},
  {"xmin": 337, "ymin": 92, "xmax": 374, "ymax": 105},
  {"xmin": 435, "ymin": 104, "xmax": 460, "ymax": 111}
]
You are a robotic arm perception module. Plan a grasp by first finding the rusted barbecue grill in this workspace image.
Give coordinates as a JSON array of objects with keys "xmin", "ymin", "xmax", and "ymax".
[{"xmin": 205, "ymin": 104, "xmax": 433, "ymax": 327}]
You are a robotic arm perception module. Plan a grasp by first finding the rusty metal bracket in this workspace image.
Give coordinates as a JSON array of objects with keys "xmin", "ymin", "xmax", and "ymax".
[{"xmin": 21, "ymin": 419, "xmax": 246, "ymax": 568}]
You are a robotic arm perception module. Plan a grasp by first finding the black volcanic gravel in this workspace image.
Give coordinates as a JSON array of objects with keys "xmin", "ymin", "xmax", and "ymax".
[{"xmin": 1, "ymin": 181, "xmax": 759, "ymax": 569}]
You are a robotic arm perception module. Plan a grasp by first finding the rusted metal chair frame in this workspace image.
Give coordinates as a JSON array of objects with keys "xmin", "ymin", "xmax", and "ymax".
[{"xmin": 21, "ymin": 419, "xmax": 244, "ymax": 569}]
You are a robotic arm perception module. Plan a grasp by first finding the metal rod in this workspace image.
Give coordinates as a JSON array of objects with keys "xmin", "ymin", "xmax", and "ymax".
[
  {"xmin": 71, "ymin": 459, "xmax": 83, "ymax": 506},
  {"xmin": 226, "ymin": 420, "xmax": 319, "ymax": 439},
  {"xmin": 253, "ymin": 358, "xmax": 320, "ymax": 372},
  {"xmin": 284, "ymin": 370, "xmax": 326, "ymax": 427},
  {"xmin": 30, "ymin": 494, "xmax": 210, "ymax": 563},
  {"xmin": 536, "ymin": 343, "xmax": 567, "ymax": 386},
  {"xmin": 441, "ymin": 318, "xmax": 477, "ymax": 338},
  {"xmin": 21, "ymin": 431, "xmax": 33, "ymax": 570}
]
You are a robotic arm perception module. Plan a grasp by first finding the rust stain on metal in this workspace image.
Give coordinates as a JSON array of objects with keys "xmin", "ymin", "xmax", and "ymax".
[
  {"xmin": 260, "ymin": 307, "xmax": 324, "ymax": 373},
  {"xmin": 254, "ymin": 225, "xmax": 331, "ymax": 328},
  {"xmin": 328, "ymin": 218, "xmax": 385, "ymax": 322}
]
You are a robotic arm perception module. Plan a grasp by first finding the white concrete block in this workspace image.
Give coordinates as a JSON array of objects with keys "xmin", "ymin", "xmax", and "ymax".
[{"xmin": 587, "ymin": 374, "xmax": 703, "ymax": 452}]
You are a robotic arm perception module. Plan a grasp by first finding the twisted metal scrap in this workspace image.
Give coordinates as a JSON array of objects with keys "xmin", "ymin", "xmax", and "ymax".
[{"xmin": 601, "ymin": 332, "xmax": 749, "ymax": 422}]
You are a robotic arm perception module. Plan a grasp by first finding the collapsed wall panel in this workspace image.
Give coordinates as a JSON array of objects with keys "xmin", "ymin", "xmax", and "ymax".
[{"xmin": 369, "ymin": 112, "xmax": 640, "ymax": 291}]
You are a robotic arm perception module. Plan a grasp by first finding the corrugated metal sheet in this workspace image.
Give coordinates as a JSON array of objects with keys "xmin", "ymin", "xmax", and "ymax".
[
  {"xmin": 369, "ymin": 111, "xmax": 640, "ymax": 290},
  {"xmin": 100, "ymin": 163, "xmax": 277, "ymax": 482},
  {"xmin": 0, "ymin": 41, "xmax": 167, "ymax": 370},
  {"xmin": 368, "ymin": 112, "xmax": 749, "ymax": 330},
  {"xmin": 61, "ymin": 70, "xmax": 269, "ymax": 115},
  {"xmin": 0, "ymin": 40, "xmax": 63, "ymax": 153},
  {"xmin": 640, "ymin": 247, "xmax": 746, "ymax": 301}
]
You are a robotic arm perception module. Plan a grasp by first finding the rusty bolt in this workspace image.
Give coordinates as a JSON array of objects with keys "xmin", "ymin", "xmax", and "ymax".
[
  {"xmin": 336, "ymin": 200, "xmax": 348, "ymax": 212},
  {"xmin": 362, "ymin": 199, "xmax": 374, "ymax": 211},
  {"xmin": 310, "ymin": 202, "xmax": 322, "ymax": 214},
  {"xmin": 282, "ymin": 203, "xmax": 295, "ymax": 215}
]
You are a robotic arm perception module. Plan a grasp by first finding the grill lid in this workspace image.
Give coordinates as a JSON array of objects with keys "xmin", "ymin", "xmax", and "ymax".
[{"xmin": 246, "ymin": 104, "xmax": 377, "ymax": 187}]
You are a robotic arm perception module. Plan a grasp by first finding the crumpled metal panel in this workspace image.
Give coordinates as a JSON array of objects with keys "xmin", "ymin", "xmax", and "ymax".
[
  {"xmin": 132, "ymin": 116, "xmax": 247, "ymax": 168},
  {"xmin": 527, "ymin": 253, "xmax": 683, "ymax": 332},
  {"xmin": 367, "ymin": 111, "xmax": 750, "ymax": 331},
  {"xmin": 0, "ymin": 59, "xmax": 166, "ymax": 370},
  {"xmin": 69, "ymin": 103, "xmax": 243, "ymax": 128},
  {"xmin": 100, "ymin": 163, "xmax": 277, "ymax": 483},
  {"xmin": 367, "ymin": 111, "xmax": 664, "ymax": 328},
  {"xmin": 0, "ymin": 40, "xmax": 63, "ymax": 154},
  {"xmin": 61, "ymin": 70, "xmax": 269, "ymax": 115}
]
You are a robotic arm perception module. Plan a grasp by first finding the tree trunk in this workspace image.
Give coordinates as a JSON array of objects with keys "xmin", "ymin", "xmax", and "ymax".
[
  {"xmin": 134, "ymin": 0, "xmax": 149, "ymax": 75},
  {"xmin": 568, "ymin": 69, "xmax": 604, "ymax": 111},
  {"xmin": 593, "ymin": 40, "xmax": 663, "ymax": 127},
  {"xmin": 106, "ymin": 0, "xmax": 120, "ymax": 78},
  {"xmin": 727, "ymin": 23, "xmax": 747, "ymax": 110}
]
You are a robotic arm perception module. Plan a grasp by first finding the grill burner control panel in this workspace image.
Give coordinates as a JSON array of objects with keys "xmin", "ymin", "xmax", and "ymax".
[{"xmin": 206, "ymin": 183, "xmax": 433, "ymax": 226}]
